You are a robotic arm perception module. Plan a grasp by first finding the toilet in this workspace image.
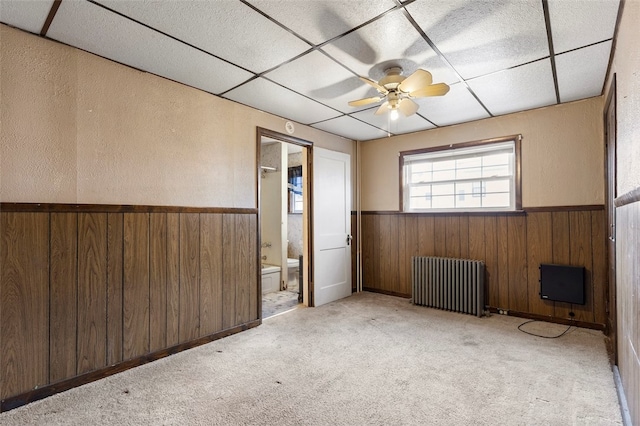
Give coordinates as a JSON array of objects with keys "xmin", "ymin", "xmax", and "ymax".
[{"xmin": 286, "ymin": 258, "xmax": 300, "ymax": 292}]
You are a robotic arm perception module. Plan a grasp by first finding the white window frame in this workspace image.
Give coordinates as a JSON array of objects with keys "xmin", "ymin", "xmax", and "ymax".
[{"xmin": 400, "ymin": 135, "xmax": 522, "ymax": 213}]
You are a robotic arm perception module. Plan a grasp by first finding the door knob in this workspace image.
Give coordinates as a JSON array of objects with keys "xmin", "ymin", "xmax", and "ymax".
[{"xmin": 346, "ymin": 235, "xmax": 353, "ymax": 245}]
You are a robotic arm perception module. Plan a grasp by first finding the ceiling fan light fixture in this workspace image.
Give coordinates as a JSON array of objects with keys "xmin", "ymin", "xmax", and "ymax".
[{"xmin": 348, "ymin": 67, "xmax": 449, "ymax": 120}]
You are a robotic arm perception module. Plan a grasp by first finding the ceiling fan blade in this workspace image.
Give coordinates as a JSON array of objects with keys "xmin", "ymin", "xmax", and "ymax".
[
  {"xmin": 398, "ymin": 98, "xmax": 419, "ymax": 117},
  {"xmin": 374, "ymin": 101, "xmax": 389, "ymax": 115},
  {"xmin": 409, "ymin": 83, "xmax": 450, "ymax": 98},
  {"xmin": 360, "ymin": 76, "xmax": 388, "ymax": 94},
  {"xmin": 398, "ymin": 69, "xmax": 433, "ymax": 93},
  {"xmin": 348, "ymin": 96, "xmax": 383, "ymax": 107}
]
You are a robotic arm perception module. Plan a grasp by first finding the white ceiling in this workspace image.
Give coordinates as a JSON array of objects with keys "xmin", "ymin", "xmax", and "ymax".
[{"xmin": 0, "ymin": 0, "xmax": 620, "ymax": 141}]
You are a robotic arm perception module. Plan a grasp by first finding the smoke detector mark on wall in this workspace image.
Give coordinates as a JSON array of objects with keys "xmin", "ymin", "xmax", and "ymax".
[{"xmin": 285, "ymin": 121, "xmax": 295, "ymax": 134}]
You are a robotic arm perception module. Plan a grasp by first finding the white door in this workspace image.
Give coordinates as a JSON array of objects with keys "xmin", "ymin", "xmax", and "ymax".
[{"xmin": 313, "ymin": 147, "xmax": 352, "ymax": 307}]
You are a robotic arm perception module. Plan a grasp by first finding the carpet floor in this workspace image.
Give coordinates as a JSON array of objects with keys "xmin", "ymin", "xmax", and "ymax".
[{"xmin": 0, "ymin": 292, "xmax": 621, "ymax": 425}]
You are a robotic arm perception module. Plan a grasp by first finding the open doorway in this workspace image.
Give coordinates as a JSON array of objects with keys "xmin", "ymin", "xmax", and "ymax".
[{"xmin": 258, "ymin": 128, "xmax": 311, "ymax": 319}]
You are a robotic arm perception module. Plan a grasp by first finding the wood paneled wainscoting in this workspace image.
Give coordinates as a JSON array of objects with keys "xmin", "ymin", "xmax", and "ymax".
[
  {"xmin": 359, "ymin": 206, "xmax": 607, "ymax": 329},
  {"xmin": 615, "ymin": 188, "xmax": 640, "ymax": 425},
  {"xmin": 0, "ymin": 204, "xmax": 259, "ymax": 412}
]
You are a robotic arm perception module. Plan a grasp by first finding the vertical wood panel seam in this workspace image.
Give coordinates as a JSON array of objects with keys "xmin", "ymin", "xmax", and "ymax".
[
  {"xmin": 444, "ymin": 217, "xmax": 449, "ymax": 257},
  {"xmin": 550, "ymin": 213, "xmax": 555, "ymax": 261},
  {"xmin": 105, "ymin": 215, "xmax": 109, "ymax": 366},
  {"xmin": 481, "ymin": 217, "xmax": 486, "ymax": 305},
  {"xmin": 177, "ymin": 214, "xmax": 181, "ymax": 343},
  {"xmin": 165, "ymin": 214, "xmax": 169, "ymax": 350},
  {"xmin": 234, "ymin": 217, "xmax": 237, "ymax": 324},
  {"xmin": 198, "ymin": 214, "xmax": 201, "ymax": 334},
  {"xmin": 504, "ymin": 217, "xmax": 511, "ymax": 307},
  {"xmin": 47, "ymin": 213, "xmax": 51, "ymax": 384},
  {"xmin": 102, "ymin": 214, "xmax": 106, "ymax": 367},
  {"xmin": 120, "ymin": 214, "xmax": 124, "ymax": 362},
  {"xmin": 100, "ymin": 214, "xmax": 106, "ymax": 369},
  {"xmin": 48, "ymin": 214, "xmax": 51, "ymax": 384},
  {"xmin": 148, "ymin": 213, "xmax": 151, "ymax": 354},
  {"xmin": 550, "ymin": 213, "xmax": 556, "ymax": 312},
  {"xmin": 47, "ymin": 213, "xmax": 51, "ymax": 382},
  {"xmin": 524, "ymin": 217, "xmax": 528, "ymax": 310},
  {"xmin": 589, "ymin": 211, "xmax": 596, "ymax": 322},
  {"xmin": 568, "ymin": 212, "xmax": 572, "ymax": 259},
  {"xmin": 458, "ymin": 218, "xmax": 462, "ymax": 258},
  {"xmin": 592, "ymin": 211, "xmax": 598, "ymax": 323},
  {"xmin": 568, "ymin": 213, "xmax": 574, "ymax": 314},
  {"xmin": 75, "ymin": 214, "xmax": 79, "ymax": 375}
]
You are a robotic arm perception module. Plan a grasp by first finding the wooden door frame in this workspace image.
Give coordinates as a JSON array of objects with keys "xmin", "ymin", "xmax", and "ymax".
[
  {"xmin": 256, "ymin": 127, "xmax": 314, "ymax": 316},
  {"xmin": 604, "ymin": 75, "xmax": 617, "ymax": 363}
]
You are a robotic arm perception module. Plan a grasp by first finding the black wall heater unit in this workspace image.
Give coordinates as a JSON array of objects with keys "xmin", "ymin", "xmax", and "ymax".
[{"xmin": 539, "ymin": 264, "xmax": 585, "ymax": 305}]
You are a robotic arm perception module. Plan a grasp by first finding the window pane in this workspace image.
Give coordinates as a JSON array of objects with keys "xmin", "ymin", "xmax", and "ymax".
[
  {"xmin": 432, "ymin": 183, "xmax": 454, "ymax": 196},
  {"xmin": 411, "ymin": 162, "xmax": 432, "ymax": 173},
  {"xmin": 485, "ymin": 179, "xmax": 510, "ymax": 193},
  {"xmin": 433, "ymin": 159, "xmax": 455, "ymax": 171},
  {"xmin": 410, "ymin": 185, "xmax": 431, "ymax": 198},
  {"xmin": 456, "ymin": 166, "xmax": 482, "ymax": 180},
  {"xmin": 456, "ymin": 193, "xmax": 482, "ymax": 208},
  {"xmin": 456, "ymin": 157, "xmax": 481, "ymax": 169},
  {"xmin": 483, "ymin": 153, "xmax": 509, "ymax": 166},
  {"xmin": 472, "ymin": 181, "xmax": 485, "ymax": 197},
  {"xmin": 455, "ymin": 181, "xmax": 474, "ymax": 196},
  {"xmin": 411, "ymin": 171, "xmax": 432, "ymax": 183},
  {"xmin": 410, "ymin": 196, "xmax": 431, "ymax": 209},
  {"xmin": 432, "ymin": 169, "xmax": 456, "ymax": 182},
  {"xmin": 483, "ymin": 192, "xmax": 510, "ymax": 207},
  {"xmin": 431, "ymin": 195, "xmax": 455, "ymax": 209},
  {"xmin": 482, "ymin": 164, "xmax": 510, "ymax": 178}
]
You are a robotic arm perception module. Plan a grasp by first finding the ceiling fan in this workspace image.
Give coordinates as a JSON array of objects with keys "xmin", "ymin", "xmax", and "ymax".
[{"xmin": 348, "ymin": 67, "xmax": 450, "ymax": 120}]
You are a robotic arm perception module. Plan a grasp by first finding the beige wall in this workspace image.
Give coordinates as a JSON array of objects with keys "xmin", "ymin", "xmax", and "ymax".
[
  {"xmin": 0, "ymin": 25, "xmax": 354, "ymax": 208},
  {"xmin": 359, "ymin": 97, "xmax": 605, "ymax": 211},
  {"xmin": 604, "ymin": 2, "xmax": 640, "ymax": 197}
]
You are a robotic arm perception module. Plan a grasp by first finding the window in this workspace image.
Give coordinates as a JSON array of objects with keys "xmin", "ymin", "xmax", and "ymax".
[
  {"xmin": 288, "ymin": 166, "xmax": 303, "ymax": 214},
  {"xmin": 401, "ymin": 136, "xmax": 521, "ymax": 212}
]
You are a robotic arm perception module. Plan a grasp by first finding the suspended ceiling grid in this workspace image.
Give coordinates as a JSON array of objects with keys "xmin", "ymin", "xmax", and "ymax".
[{"xmin": 0, "ymin": 0, "xmax": 620, "ymax": 141}]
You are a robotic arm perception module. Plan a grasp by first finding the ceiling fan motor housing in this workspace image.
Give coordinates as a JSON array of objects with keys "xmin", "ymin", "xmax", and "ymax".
[{"xmin": 379, "ymin": 66, "xmax": 406, "ymax": 91}]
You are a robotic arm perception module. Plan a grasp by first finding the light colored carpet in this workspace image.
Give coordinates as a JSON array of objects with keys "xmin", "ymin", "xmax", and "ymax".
[{"xmin": 0, "ymin": 292, "xmax": 621, "ymax": 425}]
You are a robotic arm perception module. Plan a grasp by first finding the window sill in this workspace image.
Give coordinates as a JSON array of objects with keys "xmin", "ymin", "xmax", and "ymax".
[
  {"xmin": 406, "ymin": 210, "xmax": 525, "ymax": 216},
  {"xmin": 358, "ymin": 210, "xmax": 526, "ymax": 216}
]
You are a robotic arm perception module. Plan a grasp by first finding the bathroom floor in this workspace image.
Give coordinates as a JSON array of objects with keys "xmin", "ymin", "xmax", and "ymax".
[{"xmin": 262, "ymin": 290, "xmax": 300, "ymax": 318}]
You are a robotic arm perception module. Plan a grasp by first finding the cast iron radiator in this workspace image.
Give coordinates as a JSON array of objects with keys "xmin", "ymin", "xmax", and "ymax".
[{"xmin": 411, "ymin": 256, "xmax": 485, "ymax": 317}]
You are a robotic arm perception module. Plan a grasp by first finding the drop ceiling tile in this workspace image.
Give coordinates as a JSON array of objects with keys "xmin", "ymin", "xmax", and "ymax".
[
  {"xmin": 47, "ymin": 1, "xmax": 252, "ymax": 95},
  {"xmin": 548, "ymin": 0, "xmax": 619, "ymax": 54},
  {"xmin": 556, "ymin": 41, "xmax": 612, "ymax": 103},
  {"xmin": 0, "ymin": 0, "xmax": 53, "ymax": 34},
  {"xmin": 246, "ymin": 0, "xmax": 396, "ymax": 45},
  {"xmin": 223, "ymin": 77, "xmax": 341, "ymax": 125},
  {"xmin": 406, "ymin": 0, "xmax": 549, "ymax": 79},
  {"xmin": 321, "ymin": 10, "xmax": 458, "ymax": 85},
  {"xmin": 95, "ymin": 0, "xmax": 310, "ymax": 73},
  {"xmin": 468, "ymin": 59, "xmax": 556, "ymax": 116},
  {"xmin": 351, "ymin": 108, "xmax": 436, "ymax": 135},
  {"xmin": 312, "ymin": 116, "xmax": 388, "ymax": 141},
  {"xmin": 265, "ymin": 50, "xmax": 377, "ymax": 114},
  {"xmin": 415, "ymin": 83, "xmax": 490, "ymax": 127}
]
